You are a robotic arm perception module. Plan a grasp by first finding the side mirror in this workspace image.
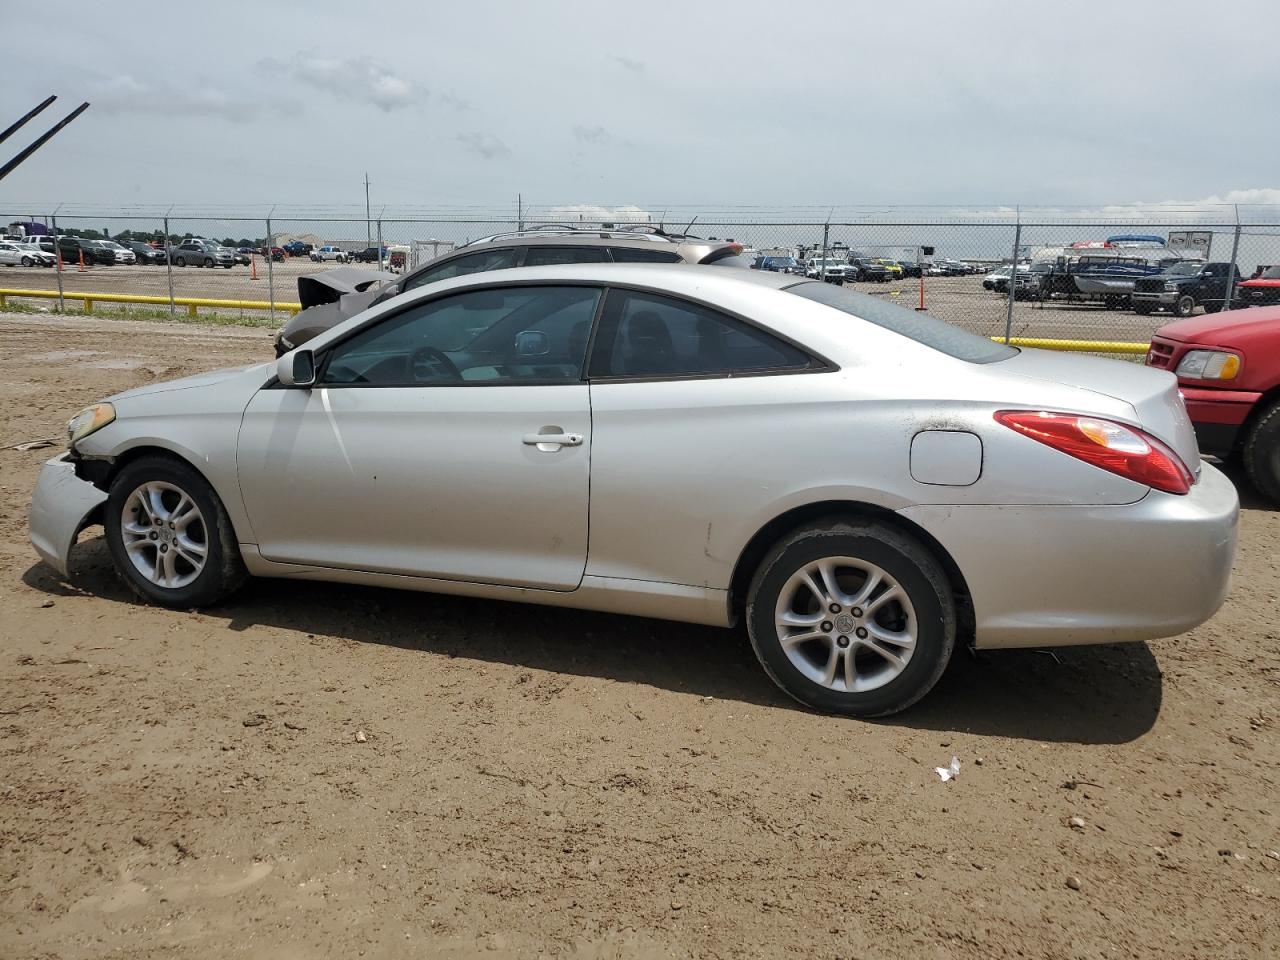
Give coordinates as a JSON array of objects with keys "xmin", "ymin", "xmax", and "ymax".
[{"xmin": 277, "ymin": 348, "xmax": 316, "ymax": 387}]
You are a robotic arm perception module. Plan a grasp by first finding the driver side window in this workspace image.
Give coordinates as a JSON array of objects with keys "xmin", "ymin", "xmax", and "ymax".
[{"xmin": 319, "ymin": 285, "xmax": 602, "ymax": 387}]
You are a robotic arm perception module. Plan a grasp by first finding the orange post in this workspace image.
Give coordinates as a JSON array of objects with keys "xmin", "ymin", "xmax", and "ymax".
[
  {"xmin": 78, "ymin": 249, "xmax": 85, "ymax": 272},
  {"xmin": 251, "ymin": 254, "xmax": 258, "ymax": 280}
]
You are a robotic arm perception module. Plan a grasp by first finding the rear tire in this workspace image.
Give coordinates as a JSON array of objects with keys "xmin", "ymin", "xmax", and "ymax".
[
  {"xmin": 746, "ymin": 519, "xmax": 956, "ymax": 717},
  {"xmin": 1243, "ymin": 401, "xmax": 1280, "ymax": 503},
  {"xmin": 1202, "ymin": 301, "xmax": 1222, "ymax": 313},
  {"xmin": 104, "ymin": 456, "xmax": 246, "ymax": 608}
]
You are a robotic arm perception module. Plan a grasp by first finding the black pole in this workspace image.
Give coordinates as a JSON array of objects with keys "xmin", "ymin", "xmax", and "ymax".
[
  {"xmin": 0, "ymin": 95, "xmax": 57, "ymax": 147},
  {"xmin": 0, "ymin": 102, "xmax": 90, "ymax": 182}
]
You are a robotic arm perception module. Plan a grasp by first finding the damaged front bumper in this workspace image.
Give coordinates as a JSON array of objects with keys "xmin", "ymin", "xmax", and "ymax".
[{"xmin": 28, "ymin": 454, "xmax": 107, "ymax": 578}]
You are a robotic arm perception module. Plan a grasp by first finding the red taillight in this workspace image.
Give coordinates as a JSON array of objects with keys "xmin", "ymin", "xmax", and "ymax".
[{"xmin": 994, "ymin": 410, "xmax": 1194, "ymax": 495}]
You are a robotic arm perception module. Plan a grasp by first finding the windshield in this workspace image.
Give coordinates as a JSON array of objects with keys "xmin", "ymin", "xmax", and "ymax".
[
  {"xmin": 1261, "ymin": 265, "xmax": 1280, "ymax": 280},
  {"xmin": 1164, "ymin": 262, "xmax": 1202, "ymax": 276},
  {"xmin": 786, "ymin": 281, "xmax": 1017, "ymax": 364}
]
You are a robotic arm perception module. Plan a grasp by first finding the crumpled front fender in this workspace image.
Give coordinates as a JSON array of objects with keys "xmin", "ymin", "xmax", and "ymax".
[{"xmin": 28, "ymin": 454, "xmax": 107, "ymax": 578}]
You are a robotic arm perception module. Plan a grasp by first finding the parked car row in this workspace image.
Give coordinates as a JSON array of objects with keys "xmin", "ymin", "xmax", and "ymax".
[{"xmin": 986, "ymin": 259, "xmax": 1280, "ymax": 317}]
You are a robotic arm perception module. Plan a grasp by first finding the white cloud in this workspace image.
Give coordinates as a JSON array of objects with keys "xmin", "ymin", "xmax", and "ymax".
[
  {"xmin": 92, "ymin": 74, "xmax": 272, "ymax": 123},
  {"xmin": 457, "ymin": 132, "xmax": 510, "ymax": 159},
  {"xmin": 261, "ymin": 53, "xmax": 417, "ymax": 112},
  {"xmin": 542, "ymin": 204, "xmax": 654, "ymax": 224},
  {"xmin": 572, "ymin": 125, "xmax": 610, "ymax": 145},
  {"xmin": 947, "ymin": 188, "xmax": 1280, "ymax": 222}
]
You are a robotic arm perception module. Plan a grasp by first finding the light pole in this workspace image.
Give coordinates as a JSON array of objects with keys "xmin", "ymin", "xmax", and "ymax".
[{"xmin": 364, "ymin": 172, "xmax": 372, "ymax": 250}]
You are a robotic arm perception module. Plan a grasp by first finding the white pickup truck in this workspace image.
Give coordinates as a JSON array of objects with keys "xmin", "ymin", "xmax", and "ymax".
[{"xmin": 310, "ymin": 246, "xmax": 350, "ymax": 263}]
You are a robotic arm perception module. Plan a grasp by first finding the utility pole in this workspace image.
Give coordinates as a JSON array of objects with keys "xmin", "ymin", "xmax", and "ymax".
[
  {"xmin": 364, "ymin": 172, "xmax": 372, "ymax": 249},
  {"xmin": 517, "ymin": 193, "xmax": 523, "ymax": 231}
]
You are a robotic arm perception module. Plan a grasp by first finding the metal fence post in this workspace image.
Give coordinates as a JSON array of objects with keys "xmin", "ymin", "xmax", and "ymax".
[
  {"xmin": 1004, "ymin": 216, "xmax": 1022, "ymax": 344},
  {"xmin": 1223, "ymin": 205, "xmax": 1242, "ymax": 312},
  {"xmin": 51, "ymin": 213, "xmax": 65, "ymax": 313},
  {"xmin": 265, "ymin": 216, "xmax": 276, "ymax": 321},
  {"xmin": 163, "ymin": 215, "xmax": 175, "ymax": 319},
  {"xmin": 820, "ymin": 221, "xmax": 830, "ymax": 282}
]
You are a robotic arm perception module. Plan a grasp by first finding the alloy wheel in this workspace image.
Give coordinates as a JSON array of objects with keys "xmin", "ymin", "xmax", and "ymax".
[
  {"xmin": 773, "ymin": 557, "xmax": 917, "ymax": 693},
  {"xmin": 120, "ymin": 481, "xmax": 208, "ymax": 589}
]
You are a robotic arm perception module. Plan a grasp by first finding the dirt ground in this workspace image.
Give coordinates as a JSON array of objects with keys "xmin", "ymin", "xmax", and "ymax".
[{"xmin": 0, "ymin": 311, "xmax": 1277, "ymax": 960}]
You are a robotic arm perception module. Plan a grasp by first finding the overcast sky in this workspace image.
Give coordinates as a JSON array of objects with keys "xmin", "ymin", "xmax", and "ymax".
[{"xmin": 2, "ymin": 1, "xmax": 1277, "ymax": 217}]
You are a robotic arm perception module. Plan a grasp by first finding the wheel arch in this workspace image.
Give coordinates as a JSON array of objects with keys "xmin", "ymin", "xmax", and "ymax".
[
  {"xmin": 82, "ymin": 442, "xmax": 250, "ymax": 542},
  {"xmin": 727, "ymin": 499, "xmax": 974, "ymax": 640},
  {"xmin": 1236, "ymin": 384, "xmax": 1280, "ymax": 450}
]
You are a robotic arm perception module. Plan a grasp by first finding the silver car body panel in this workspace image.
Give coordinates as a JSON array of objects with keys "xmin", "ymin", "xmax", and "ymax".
[
  {"xmin": 39, "ymin": 263, "xmax": 1237, "ymax": 648},
  {"xmin": 28, "ymin": 454, "xmax": 108, "ymax": 577},
  {"xmin": 237, "ymin": 383, "xmax": 592, "ymax": 590}
]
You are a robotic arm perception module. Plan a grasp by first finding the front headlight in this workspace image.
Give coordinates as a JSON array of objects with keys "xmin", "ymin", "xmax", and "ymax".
[
  {"xmin": 1164, "ymin": 282, "xmax": 1178, "ymax": 291},
  {"xmin": 67, "ymin": 402, "xmax": 115, "ymax": 445},
  {"xmin": 1175, "ymin": 350, "xmax": 1240, "ymax": 381}
]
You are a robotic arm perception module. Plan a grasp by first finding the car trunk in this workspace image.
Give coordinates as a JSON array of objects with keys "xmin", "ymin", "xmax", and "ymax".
[
  {"xmin": 296, "ymin": 266, "xmax": 396, "ymax": 309},
  {"xmin": 998, "ymin": 348, "xmax": 1201, "ymax": 473}
]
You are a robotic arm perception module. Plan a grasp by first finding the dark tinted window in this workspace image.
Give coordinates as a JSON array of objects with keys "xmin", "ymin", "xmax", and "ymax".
[
  {"xmin": 521, "ymin": 246, "xmax": 609, "ymax": 266},
  {"xmin": 321, "ymin": 286, "xmax": 600, "ymax": 386},
  {"xmin": 609, "ymin": 247, "xmax": 683, "ymax": 264},
  {"xmin": 403, "ymin": 248, "xmax": 518, "ymax": 293},
  {"xmin": 593, "ymin": 290, "xmax": 812, "ymax": 379},
  {"xmin": 786, "ymin": 281, "xmax": 1016, "ymax": 363}
]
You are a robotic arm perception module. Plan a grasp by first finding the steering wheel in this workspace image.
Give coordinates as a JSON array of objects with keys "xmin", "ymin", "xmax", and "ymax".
[{"xmin": 410, "ymin": 346, "xmax": 461, "ymax": 382}]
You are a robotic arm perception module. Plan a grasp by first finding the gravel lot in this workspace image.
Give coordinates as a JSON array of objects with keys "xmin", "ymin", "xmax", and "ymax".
[
  {"xmin": 1, "ymin": 262, "xmax": 1190, "ymax": 342},
  {"xmin": 1, "ymin": 311, "xmax": 1276, "ymax": 960}
]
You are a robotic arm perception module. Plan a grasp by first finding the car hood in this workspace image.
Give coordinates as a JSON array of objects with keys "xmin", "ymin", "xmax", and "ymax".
[
  {"xmin": 108, "ymin": 363, "xmax": 272, "ymax": 403},
  {"xmin": 999, "ymin": 348, "xmax": 1199, "ymax": 470},
  {"xmin": 1154, "ymin": 307, "xmax": 1280, "ymax": 347},
  {"xmin": 297, "ymin": 266, "xmax": 397, "ymax": 308}
]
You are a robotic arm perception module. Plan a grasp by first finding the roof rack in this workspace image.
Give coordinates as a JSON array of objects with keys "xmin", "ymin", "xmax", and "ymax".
[
  {"xmin": 463, "ymin": 224, "xmax": 692, "ymax": 247},
  {"xmin": 465, "ymin": 225, "xmax": 691, "ymax": 248}
]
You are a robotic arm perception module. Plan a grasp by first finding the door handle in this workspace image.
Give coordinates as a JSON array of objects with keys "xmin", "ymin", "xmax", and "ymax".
[{"xmin": 522, "ymin": 431, "xmax": 583, "ymax": 449}]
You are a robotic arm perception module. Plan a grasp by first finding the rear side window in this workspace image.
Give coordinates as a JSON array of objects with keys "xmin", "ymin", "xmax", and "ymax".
[
  {"xmin": 404, "ymin": 248, "xmax": 518, "ymax": 292},
  {"xmin": 590, "ymin": 290, "xmax": 813, "ymax": 379},
  {"xmin": 787, "ymin": 281, "xmax": 1016, "ymax": 363},
  {"xmin": 521, "ymin": 246, "xmax": 609, "ymax": 266},
  {"xmin": 609, "ymin": 247, "xmax": 683, "ymax": 264}
]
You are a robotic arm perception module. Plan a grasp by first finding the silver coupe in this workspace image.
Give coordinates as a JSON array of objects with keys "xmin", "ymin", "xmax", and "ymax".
[{"xmin": 28, "ymin": 265, "xmax": 1239, "ymax": 716}]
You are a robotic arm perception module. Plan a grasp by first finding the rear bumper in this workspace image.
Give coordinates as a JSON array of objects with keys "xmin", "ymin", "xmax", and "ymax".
[
  {"xmin": 899, "ymin": 463, "xmax": 1239, "ymax": 649},
  {"xmin": 28, "ymin": 454, "xmax": 107, "ymax": 578}
]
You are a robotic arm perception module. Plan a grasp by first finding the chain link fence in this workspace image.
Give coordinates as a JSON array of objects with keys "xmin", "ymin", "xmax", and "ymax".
[{"xmin": 3, "ymin": 205, "xmax": 1279, "ymax": 343}]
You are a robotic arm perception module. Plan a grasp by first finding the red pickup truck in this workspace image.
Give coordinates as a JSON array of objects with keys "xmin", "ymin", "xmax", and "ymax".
[
  {"xmin": 1147, "ymin": 305, "xmax": 1280, "ymax": 500},
  {"xmin": 1232, "ymin": 264, "xmax": 1280, "ymax": 309}
]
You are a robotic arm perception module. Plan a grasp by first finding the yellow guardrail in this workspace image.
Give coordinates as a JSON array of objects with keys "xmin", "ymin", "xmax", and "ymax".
[
  {"xmin": 0, "ymin": 288, "xmax": 302, "ymax": 318},
  {"xmin": 994, "ymin": 336, "xmax": 1149, "ymax": 355}
]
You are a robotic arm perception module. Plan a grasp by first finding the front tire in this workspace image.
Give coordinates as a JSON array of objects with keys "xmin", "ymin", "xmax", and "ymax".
[
  {"xmin": 1243, "ymin": 401, "xmax": 1280, "ymax": 503},
  {"xmin": 104, "ymin": 456, "xmax": 246, "ymax": 607},
  {"xmin": 1172, "ymin": 293, "xmax": 1196, "ymax": 317},
  {"xmin": 746, "ymin": 519, "xmax": 956, "ymax": 717}
]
